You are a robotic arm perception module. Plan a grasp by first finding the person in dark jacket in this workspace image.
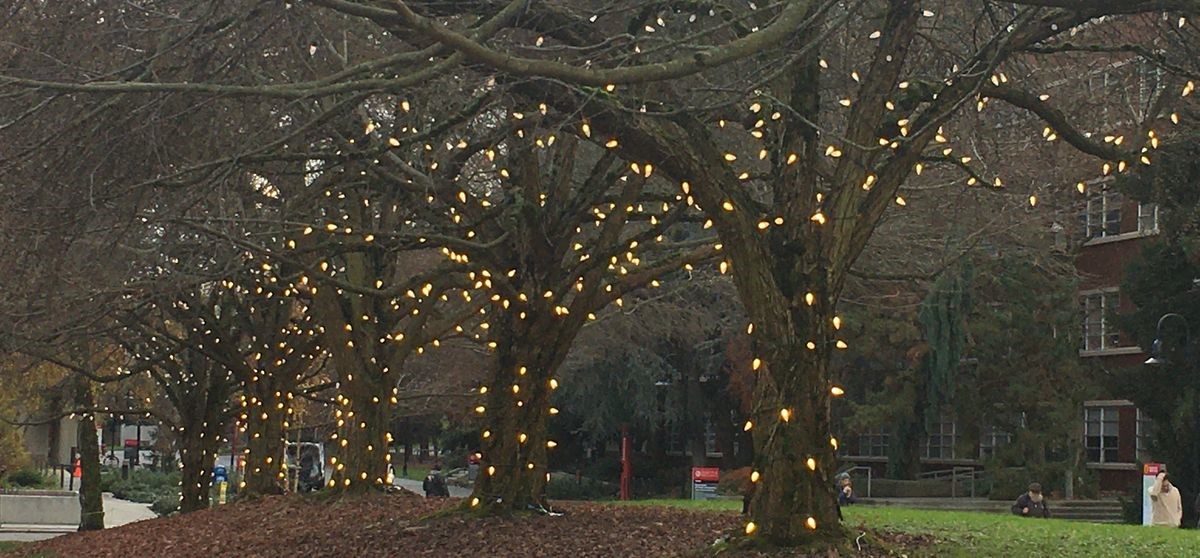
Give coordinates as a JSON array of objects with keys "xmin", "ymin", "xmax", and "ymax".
[
  {"xmin": 838, "ymin": 476, "xmax": 857, "ymax": 507},
  {"xmin": 1011, "ymin": 482, "xmax": 1051, "ymax": 518},
  {"xmin": 422, "ymin": 464, "xmax": 450, "ymax": 498}
]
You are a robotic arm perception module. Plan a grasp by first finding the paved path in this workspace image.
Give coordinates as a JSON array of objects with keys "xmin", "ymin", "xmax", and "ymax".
[
  {"xmin": 0, "ymin": 494, "xmax": 156, "ymax": 542},
  {"xmin": 393, "ymin": 477, "xmax": 472, "ymax": 498}
]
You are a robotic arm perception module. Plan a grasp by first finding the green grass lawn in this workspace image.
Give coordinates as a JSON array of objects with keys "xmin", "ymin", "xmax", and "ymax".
[
  {"xmin": 400, "ymin": 465, "xmax": 430, "ymax": 481},
  {"xmin": 624, "ymin": 499, "xmax": 1200, "ymax": 557}
]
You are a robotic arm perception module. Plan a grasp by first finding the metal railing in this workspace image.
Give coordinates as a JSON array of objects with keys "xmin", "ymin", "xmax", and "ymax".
[
  {"xmin": 842, "ymin": 466, "xmax": 873, "ymax": 498},
  {"xmin": 918, "ymin": 466, "xmax": 982, "ymax": 497}
]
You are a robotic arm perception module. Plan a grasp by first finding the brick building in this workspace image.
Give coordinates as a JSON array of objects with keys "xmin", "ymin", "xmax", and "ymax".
[{"xmin": 1076, "ymin": 186, "xmax": 1160, "ymax": 491}]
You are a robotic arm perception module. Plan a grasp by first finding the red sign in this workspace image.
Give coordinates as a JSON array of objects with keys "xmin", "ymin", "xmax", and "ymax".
[
  {"xmin": 692, "ymin": 467, "xmax": 720, "ymax": 483},
  {"xmin": 1144, "ymin": 463, "xmax": 1163, "ymax": 476}
]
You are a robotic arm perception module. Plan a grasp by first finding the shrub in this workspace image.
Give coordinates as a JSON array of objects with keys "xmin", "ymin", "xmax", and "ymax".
[
  {"xmin": 717, "ymin": 467, "xmax": 752, "ymax": 496},
  {"xmin": 150, "ymin": 493, "xmax": 180, "ymax": 517},
  {"xmin": 6, "ymin": 468, "xmax": 52, "ymax": 488},
  {"xmin": 1119, "ymin": 478, "xmax": 1145, "ymax": 525},
  {"xmin": 988, "ymin": 464, "xmax": 1098, "ymax": 501},
  {"xmin": 545, "ymin": 472, "xmax": 615, "ymax": 501},
  {"xmin": 99, "ymin": 467, "xmax": 120, "ymax": 492},
  {"xmin": 108, "ymin": 469, "xmax": 180, "ymax": 503}
]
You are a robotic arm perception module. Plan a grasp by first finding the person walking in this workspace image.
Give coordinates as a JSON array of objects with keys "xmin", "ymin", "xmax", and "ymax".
[
  {"xmin": 1148, "ymin": 471, "xmax": 1182, "ymax": 527},
  {"xmin": 1011, "ymin": 483, "xmax": 1051, "ymax": 518}
]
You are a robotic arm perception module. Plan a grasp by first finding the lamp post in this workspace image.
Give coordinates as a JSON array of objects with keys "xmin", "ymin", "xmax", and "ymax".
[
  {"xmin": 109, "ymin": 396, "xmax": 119, "ymax": 460},
  {"xmin": 1143, "ymin": 313, "xmax": 1189, "ymax": 366},
  {"xmin": 1143, "ymin": 312, "xmax": 1193, "ymax": 524},
  {"xmin": 125, "ymin": 390, "xmax": 140, "ymax": 469}
]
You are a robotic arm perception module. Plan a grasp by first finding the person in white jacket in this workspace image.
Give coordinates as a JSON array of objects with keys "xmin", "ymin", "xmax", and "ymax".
[{"xmin": 1148, "ymin": 471, "xmax": 1182, "ymax": 527}]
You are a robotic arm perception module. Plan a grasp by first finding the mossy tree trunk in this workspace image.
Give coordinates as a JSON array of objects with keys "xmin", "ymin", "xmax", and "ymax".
[
  {"xmin": 176, "ymin": 356, "xmax": 233, "ymax": 513},
  {"xmin": 332, "ymin": 369, "xmax": 393, "ymax": 492},
  {"xmin": 470, "ymin": 312, "xmax": 567, "ymax": 511},
  {"xmin": 178, "ymin": 423, "xmax": 219, "ymax": 513},
  {"xmin": 240, "ymin": 375, "xmax": 290, "ymax": 496},
  {"xmin": 313, "ymin": 266, "xmax": 410, "ymax": 495},
  {"xmin": 74, "ymin": 378, "xmax": 104, "ymax": 531}
]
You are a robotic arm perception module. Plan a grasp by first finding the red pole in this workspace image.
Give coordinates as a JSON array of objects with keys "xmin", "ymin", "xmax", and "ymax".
[{"xmin": 619, "ymin": 425, "xmax": 631, "ymax": 500}]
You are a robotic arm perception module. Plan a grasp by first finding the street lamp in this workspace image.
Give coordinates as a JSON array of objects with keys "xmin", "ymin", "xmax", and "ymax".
[
  {"xmin": 1143, "ymin": 312, "xmax": 1194, "ymax": 523},
  {"xmin": 109, "ymin": 396, "xmax": 120, "ymax": 460},
  {"xmin": 125, "ymin": 390, "xmax": 141, "ymax": 469},
  {"xmin": 1143, "ymin": 313, "xmax": 1190, "ymax": 366}
]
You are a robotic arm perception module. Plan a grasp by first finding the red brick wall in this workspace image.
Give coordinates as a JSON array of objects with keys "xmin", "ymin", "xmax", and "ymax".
[{"xmin": 1074, "ymin": 199, "xmax": 1152, "ymax": 292}]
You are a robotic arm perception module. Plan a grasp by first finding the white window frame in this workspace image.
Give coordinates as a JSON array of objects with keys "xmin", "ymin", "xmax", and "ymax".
[
  {"xmin": 1136, "ymin": 408, "xmax": 1154, "ymax": 463},
  {"xmin": 1085, "ymin": 406, "xmax": 1120, "ymax": 464},
  {"xmin": 1137, "ymin": 203, "xmax": 1159, "ymax": 234},
  {"xmin": 923, "ymin": 416, "xmax": 957, "ymax": 459},
  {"xmin": 978, "ymin": 424, "xmax": 1013, "ymax": 459},
  {"xmin": 1081, "ymin": 290, "xmax": 1122, "ymax": 352},
  {"xmin": 856, "ymin": 427, "xmax": 888, "ymax": 458},
  {"xmin": 1083, "ymin": 188, "xmax": 1123, "ymax": 241}
]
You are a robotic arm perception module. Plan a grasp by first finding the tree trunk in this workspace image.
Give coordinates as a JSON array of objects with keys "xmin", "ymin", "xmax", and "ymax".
[
  {"xmin": 74, "ymin": 379, "xmax": 104, "ymax": 531},
  {"xmin": 888, "ymin": 379, "xmax": 928, "ymax": 480},
  {"xmin": 240, "ymin": 382, "xmax": 288, "ymax": 496},
  {"xmin": 719, "ymin": 237, "xmax": 846, "ymax": 545},
  {"xmin": 330, "ymin": 371, "xmax": 391, "ymax": 493},
  {"xmin": 746, "ymin": 339, "xmax": 843, "ymax": 545},
  {"xmin": 311, "ymin": 273, "xmax": 399, "ymax": 494},
  {"xmin": 713, "ymin": 398, "xmax": 738, "ymax": 470},
  {"xmin": 684, "ymin": 363, "xmax": 708, "ymax": 468},
  {"xmin": 470, "ymin": 315, "xmax": 568, "ymax": 512},
  {"xmin": 179, "ymin": 426, "xmax": 217, "ymax": 513},
  {"xmin": 177, "ymin": 359, "xmax": 230, "ymax": 513}
]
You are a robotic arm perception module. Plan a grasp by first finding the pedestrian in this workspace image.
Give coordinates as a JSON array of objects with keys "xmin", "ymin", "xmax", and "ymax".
[
  {"xmin": 422, "ymin": 463, "xmax": 450, "ymax": 498},
  {"xmin": 838, "ymin": 476, "xmax": 857, "ymax": 507},
  {"xmin": 1011, "ymin": 482, "xmax": 1051, "ymax": 518},
  {"xmin": 1148, "ymin": 471, "xmax": 1182, "ymax": 527}
]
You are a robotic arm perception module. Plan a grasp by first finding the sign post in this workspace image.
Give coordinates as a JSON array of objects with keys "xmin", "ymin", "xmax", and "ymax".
[
  {"xmin": 691, "ymin": 467, "xmax": 720, "ymax": 500},
  {"xmin": 1142, "ymin": 463, "xmax": 1163, "ymax": 525}
]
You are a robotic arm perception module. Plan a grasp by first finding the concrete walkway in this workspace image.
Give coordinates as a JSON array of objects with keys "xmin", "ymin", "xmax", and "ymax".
[
  {"xmin": 393, "ymin": 477, "xmax": 472, "ymax": 498},
  {"xmin": 0, "ymin": 494, "xmax": 156, "ymax": 542}
]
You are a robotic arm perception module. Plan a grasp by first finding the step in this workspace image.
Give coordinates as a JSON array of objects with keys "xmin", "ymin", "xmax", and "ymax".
[{"xmin": 857, "ymin": 498, "xmax": 1123, "ymax": 523}]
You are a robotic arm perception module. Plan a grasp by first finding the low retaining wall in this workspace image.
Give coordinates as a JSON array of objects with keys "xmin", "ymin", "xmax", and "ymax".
[{"xmin": 0, "ymin": 490, "xmax": 80, "ymax": 525}]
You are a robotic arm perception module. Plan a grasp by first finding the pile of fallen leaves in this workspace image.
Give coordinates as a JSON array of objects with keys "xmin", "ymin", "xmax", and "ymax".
[{"xmin": 2, "ymin": 493, "xmax": 930, "ymax": 557}]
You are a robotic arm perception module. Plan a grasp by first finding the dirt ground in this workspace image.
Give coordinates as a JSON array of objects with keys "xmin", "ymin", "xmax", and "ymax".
[{"xmin": 2, "ymin": 492, "xmax": 929, "ymax": 557}]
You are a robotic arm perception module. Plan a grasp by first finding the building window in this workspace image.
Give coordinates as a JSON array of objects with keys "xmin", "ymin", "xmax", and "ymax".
[
  {"xmin": 923, "ymin": 416, "xmax": 957, "ymax": 459},
  {"xmin": 1085, "ymin": 407, "xmax": 1120, "ymax": 463},
  {"xmin": 1137, "ymin": 409, "xmax": 1154, "ymax": 462},
  {"xmin": 1081, "ymin": 291, "xmax": 1122, "ymax": 351},
  {"xmin": 979, "ymin": 424, "xmax": 1013, "ymax": 459},
  {"xmin": 856, "ymin": 427, "xmax": 888, "ymax": 457},
  {"xmin": 1137, "ymin": 203, "xmax": 1159, "ymax": 234},
  {"xmin": 1083, "ymin": 189, "xmax": 1123, "ymax": 240}
]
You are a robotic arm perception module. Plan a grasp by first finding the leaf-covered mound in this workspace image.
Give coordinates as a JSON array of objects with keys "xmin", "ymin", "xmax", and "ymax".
[{"xmin": 3, "ymin": 493, "xmax": 927, "ymax": 557}]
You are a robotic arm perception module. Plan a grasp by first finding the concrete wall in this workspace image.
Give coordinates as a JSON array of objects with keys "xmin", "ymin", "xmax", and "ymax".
[
  {"xmin": 21, "ymin": 418, "xmax": 80, "ymax": 467},
  {"xmin": 0, "ymin": 491, "xmax": 80, "ymax": 525}
]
